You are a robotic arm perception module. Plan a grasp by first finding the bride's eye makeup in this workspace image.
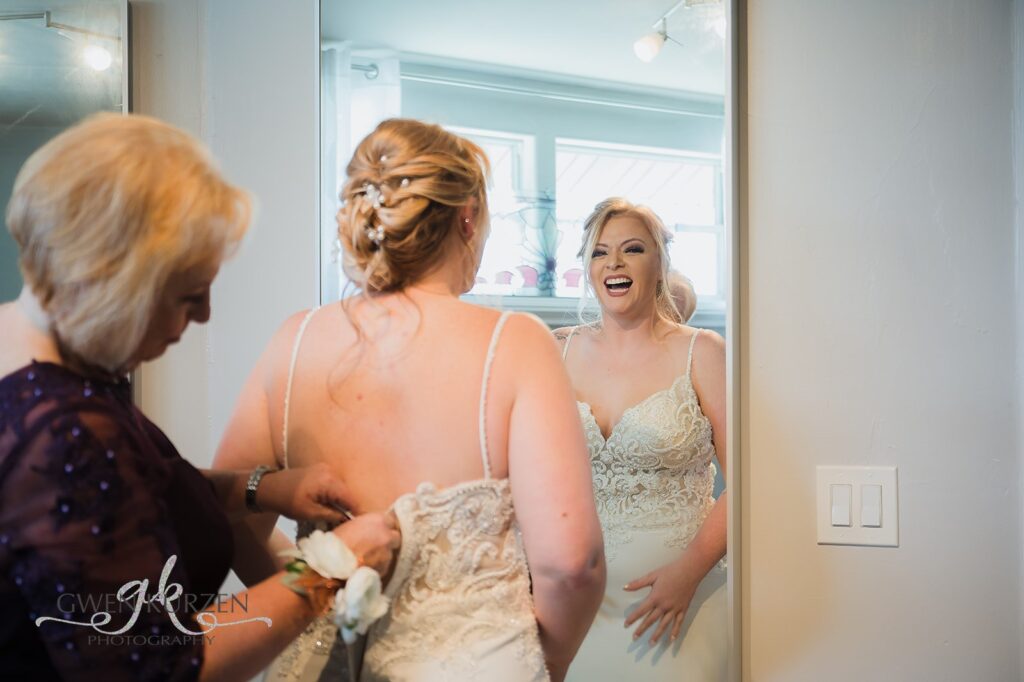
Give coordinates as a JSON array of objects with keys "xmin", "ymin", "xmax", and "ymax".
[
  {"xmin": 592, "ymin": 248, "xmax": 607, "ymax": 258},
  {"xmin": 625, "ymin": 245, "xmax": 645, "ymax": 254}
]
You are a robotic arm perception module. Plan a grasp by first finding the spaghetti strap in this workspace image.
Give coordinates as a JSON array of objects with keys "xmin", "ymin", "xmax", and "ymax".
[
  {"xmin": 282, "ymin": 308, "xmax": 318, "ymax": 469},
  {"xmin": 685, "ymin": 328, "xmax": 702, "ymax": 380},
  {"xmin": 478, "ymin": 311, "xmax": 513, "ymax": 480},
  {"xmin": 560, "ymin": 326, "xmax": 578, "ymax": 362}
]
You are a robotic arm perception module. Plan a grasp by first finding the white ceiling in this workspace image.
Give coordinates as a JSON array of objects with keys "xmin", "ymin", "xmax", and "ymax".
[
  {"xmin": 322, "ymin": 0, "xmax": 726, "ymax": 98},
  {"xmin": 0, "ymin": 0, "xmax": 124, "ymax": 127}
]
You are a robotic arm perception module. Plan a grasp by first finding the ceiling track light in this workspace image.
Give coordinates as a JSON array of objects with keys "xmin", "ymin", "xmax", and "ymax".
[
  {"xmin": 0, "ymin": 10, "xmax": 121, "ymax": 71},
  {"xmin": 633, "ymin": 0, "xmax": 723, "ymax": 63}
]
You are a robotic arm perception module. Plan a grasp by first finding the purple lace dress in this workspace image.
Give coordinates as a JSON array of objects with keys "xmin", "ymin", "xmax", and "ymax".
[{"xmin": 0, "ymin": 361, "xmax": 233, "ymax": 681}]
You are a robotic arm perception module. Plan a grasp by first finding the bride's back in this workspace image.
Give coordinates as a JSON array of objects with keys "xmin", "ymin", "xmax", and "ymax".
[
  {"xmin": 279, "ymin": 291, "xmax": 517, "ymax": 513},
  {"xmin": 218, "ymin": 119, "xmax": 605, "ymax": 680}
]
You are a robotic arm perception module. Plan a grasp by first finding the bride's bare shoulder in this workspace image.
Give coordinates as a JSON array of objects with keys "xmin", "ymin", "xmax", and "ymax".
[
  {"xmin": 551, "ymin": 324, "xmax": 576, "ymax": 347},
  {"xmin": 661, "ymin": 323, "xmax": 724, "ymax": 359},
  {"xmin": 551, "ymin": 322, "xmax": 601, "ymax": 348},
  {"xmin": 262, "ymin": 308, "xmax": 319, "ymax": 357}
]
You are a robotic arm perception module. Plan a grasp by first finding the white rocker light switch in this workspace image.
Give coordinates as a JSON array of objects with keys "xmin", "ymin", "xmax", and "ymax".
[
  {"xmin": 861, "ymin": 484, "xmax": 882, "ymax": 527},
  {"xmin": 830, "ymin": 484, "xmax": 851, "ymax": 527},
  {"xmin": 817, "ymin": 465, "xmax": 898, "ymax": 547}
]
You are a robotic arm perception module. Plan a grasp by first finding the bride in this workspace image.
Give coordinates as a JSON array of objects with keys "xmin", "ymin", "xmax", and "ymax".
[
  {"xmin": 214, "ymin": 119, "xmax": 605, "ymax": 681},
  {"xmin": 556, "ymin": 198, "xmax": 728, "ymax": 680}
]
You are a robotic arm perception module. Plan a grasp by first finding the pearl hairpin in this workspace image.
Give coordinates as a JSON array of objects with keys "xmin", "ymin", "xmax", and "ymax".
[{"xmin": 363, "ymin": 183, "xmax": 384, "ymax": 209}]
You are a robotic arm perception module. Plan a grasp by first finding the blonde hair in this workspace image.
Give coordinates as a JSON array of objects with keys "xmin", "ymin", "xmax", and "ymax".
[
  {"xmin": 578, "ymin": 197, "xmax": 681, "ymax": 325},
  {"xmin": 667, "ymin": 270, "xmax": 698, "ymax": 322},
  {"xmin": 6, "ymin": 112, "xmax": 250, "ymax": 374},
  {"xmin": 336, "ymin": 119, "xmax": 490, "ymax": 294}
]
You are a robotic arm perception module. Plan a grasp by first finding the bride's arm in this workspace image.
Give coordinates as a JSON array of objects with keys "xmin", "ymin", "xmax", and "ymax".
[
  {"xmin": 505, "ymin": 315, "xmax": 606, "ymax": 682},
  {"xmin": 685, "ymin": 330, "xmax": 729, "ymax": 570},
  {"xmin": 624, "ymin": 329, "xmax": 728, "ymax": 644},
  {"xmin": 212, "ymin": 313, "xmax": 308, "ymax": 585}
]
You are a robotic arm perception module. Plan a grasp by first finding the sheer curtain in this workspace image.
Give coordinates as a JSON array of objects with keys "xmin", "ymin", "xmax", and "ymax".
[{"xmin": 320, "ymin": 42, "xmax": 401, "ymax": 302}]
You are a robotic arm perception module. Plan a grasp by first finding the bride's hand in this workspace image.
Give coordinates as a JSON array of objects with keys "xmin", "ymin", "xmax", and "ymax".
[
  {"xmin": 333, "ymin": 511, "xmax": 402, "ymax": 577},
  {"xmin": 257, "ymin": 463, "xmax": 354, "ymax": 524},
  {"xmin": 623, "ymin": 558, "xmax": 702, "ymax": 645}
]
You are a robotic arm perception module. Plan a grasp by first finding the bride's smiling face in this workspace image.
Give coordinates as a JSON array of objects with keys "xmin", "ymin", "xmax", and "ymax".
[{"xmin": 589, "ymin": 216, "xmax": 661, "ymax": 319}]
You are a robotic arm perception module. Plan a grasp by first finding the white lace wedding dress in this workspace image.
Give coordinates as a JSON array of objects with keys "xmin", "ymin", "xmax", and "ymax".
[
  {"xmin": 264, "ymin": 310, "xmax": 548, "ymax": 682},
  {"xmin": 562, "ymin": 328, "xmax": 728, "ymax": 681}
]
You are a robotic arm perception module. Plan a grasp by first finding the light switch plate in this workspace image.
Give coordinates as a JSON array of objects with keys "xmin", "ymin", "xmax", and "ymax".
[{"xmin": 816, "ymin": 465, "xmax": 898, "ymax": 547}]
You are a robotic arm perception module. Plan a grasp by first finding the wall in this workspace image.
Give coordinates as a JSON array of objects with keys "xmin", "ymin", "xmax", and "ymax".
[
  {"xmin": 131, "ymin": 0, "xmax": 320, "ymax": 466},
  {"xmin": 130, "ymin": 0, "xmax": 211, "ymax": 464},
  {"xmin": 744, "ymin": 1, "xmax": 1020, "ymax": 680}
]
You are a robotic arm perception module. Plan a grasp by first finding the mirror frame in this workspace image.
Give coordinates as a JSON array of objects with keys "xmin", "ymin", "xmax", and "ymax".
[{"xmin": 725, "ymin": 0, "xmax": 743, "ymax": 679}]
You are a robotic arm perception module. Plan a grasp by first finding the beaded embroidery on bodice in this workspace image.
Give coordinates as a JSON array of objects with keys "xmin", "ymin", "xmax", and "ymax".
[
  {"xmin": 566, "ymin": 329, "xmax": 717, "ymax": 561},
  {"xmin": 361, "ymin": 478, "xmax": 545, "ymax": 679}
]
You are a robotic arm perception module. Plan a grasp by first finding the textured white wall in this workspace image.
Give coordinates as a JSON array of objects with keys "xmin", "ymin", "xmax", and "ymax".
[{"xmin": 744, "ymin": 1, "xmax": 1020, "ymax": 680}]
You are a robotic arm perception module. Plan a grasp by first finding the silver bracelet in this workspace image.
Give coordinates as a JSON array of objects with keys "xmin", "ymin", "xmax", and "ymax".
[{"xmin": 245, "ymin": 465, "xmax": 276, "ymax": 513}]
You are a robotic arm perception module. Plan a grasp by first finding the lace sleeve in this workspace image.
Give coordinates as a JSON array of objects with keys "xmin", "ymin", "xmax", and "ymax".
[{"xmin": 0, "ymin": 404, "xmax": 204, "ymax": 681}]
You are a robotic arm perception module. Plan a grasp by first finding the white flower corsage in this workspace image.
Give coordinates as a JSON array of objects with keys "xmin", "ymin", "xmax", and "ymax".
[
  {"xmin": 333, "ymin": 566, "xmax": 390, "ymax": 644},
  {"xmin": 280, "ymin": 530, "xmax": 390, "ymax": 640}
]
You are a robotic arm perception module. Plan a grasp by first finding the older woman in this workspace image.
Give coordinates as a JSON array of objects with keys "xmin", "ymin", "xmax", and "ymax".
[
  {"xmin": 0, "ymin": 113, "xmax": 399, "ymax": 682},
  {"xmin": 556, "ymin": 198, "xmax": 728, "ymax": 681}
]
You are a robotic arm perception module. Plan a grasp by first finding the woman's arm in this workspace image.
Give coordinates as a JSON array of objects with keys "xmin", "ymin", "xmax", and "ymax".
[
  {"xmin": 624, "ymin": 328, "xmax": 728, "ymax": 644},
  {"xmin": 213, "ymin": 312, "xmax": 308, "ymax": 585},
  {"xmin": 202, "ymin": 465, "xmax": 352, "ymax": 524},
  {"xmin": 1, "ymin": 406, "xmax": 394, "ymax": 682},
  {"xmin": 197, "ymin": 512, "xmax": 399, "ymax": 682},
  {"xmin": 505, "ymin": 315, "xmax": 606, "ymax": 682}
]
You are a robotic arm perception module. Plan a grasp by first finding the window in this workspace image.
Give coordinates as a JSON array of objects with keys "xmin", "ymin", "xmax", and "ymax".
[
  {"xmin": 321, "ymin": 59, "xmax": 727, "ymax": 328},
  {"xmin": 446, "ymin": 127, "xmax": 545, "ymax": 298},
  {"xmin": 555, "ymin": 139, "xmax": 724, "ymax": 307},
  {"xmin": 462, "ymin": 133, "xmax": 726, "ymax": 324}
]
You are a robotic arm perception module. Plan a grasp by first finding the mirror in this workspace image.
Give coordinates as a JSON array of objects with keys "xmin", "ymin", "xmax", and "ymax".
[
  {"xmin": 0, "ymin": 0, "xmax": 128, "ymax": 301},
  {"xmin": 318, "ymin": 0, "xmax": 734, "ymax": 678}
]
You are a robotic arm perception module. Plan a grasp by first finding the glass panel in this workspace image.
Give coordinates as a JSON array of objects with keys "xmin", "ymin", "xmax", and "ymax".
[
  {"xmin": 0, "ymin": 0, "xmax": 127, "ymax": 301},
  {"xmin": 555, "ymin": 141, "xmax": 722, "ymax": 300},
  {"xmin": 669, "ymin": 231, "xmax": 719, "ymax": 296}
]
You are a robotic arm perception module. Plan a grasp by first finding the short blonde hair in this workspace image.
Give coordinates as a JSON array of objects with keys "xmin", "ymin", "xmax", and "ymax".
[
  {"xmin": 337, "ymin": 119, "xmax": 490, "ymax": 294},
  {"xmin": 6, "ymin": 113, "xmax": 250, "ymax": 373},
  {"xmin": 578, "ymin": 197, "xmax": 681, "ymax": 325}
]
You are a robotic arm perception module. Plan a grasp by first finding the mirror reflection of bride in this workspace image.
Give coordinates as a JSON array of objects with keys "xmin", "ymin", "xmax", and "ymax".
[
  {"xmin": 214, "ymin": 119, "xmax": 606, "ymax": 681},
  {"xmin": 557, "ymin": 198, "xmax": 728, "ymax": 681}
]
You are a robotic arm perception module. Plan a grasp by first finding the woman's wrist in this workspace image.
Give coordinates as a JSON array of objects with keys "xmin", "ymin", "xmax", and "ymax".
[
  {"xmin": 674, "ymin": 547, "xmax": 710, "ymax": 580},
  {"xmin": 246, "ymin": 465, "xmax": 279, "ymax": 513}
]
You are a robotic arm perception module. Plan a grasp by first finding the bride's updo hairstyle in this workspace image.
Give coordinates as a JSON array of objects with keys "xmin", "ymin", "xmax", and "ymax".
[
  {"xmin": 337, "ymin": 119, "xmax": 490, "ymax": 294},
  {"xmin": 579, "ymin": 197, "xmax": 682, "ymax": 325}
]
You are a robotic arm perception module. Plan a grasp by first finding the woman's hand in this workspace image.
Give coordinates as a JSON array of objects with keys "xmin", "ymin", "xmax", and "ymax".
[
  {"xmin": 623, "ymin": 557, "xmax": 703, "ymax": 644},
  {"xmin": 256, "ymin": 463, "xmax": 353, "ymax": 524},
  {"xmin": 333, "ymin": 511, "xmax": 401, "ymax": 577}
]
